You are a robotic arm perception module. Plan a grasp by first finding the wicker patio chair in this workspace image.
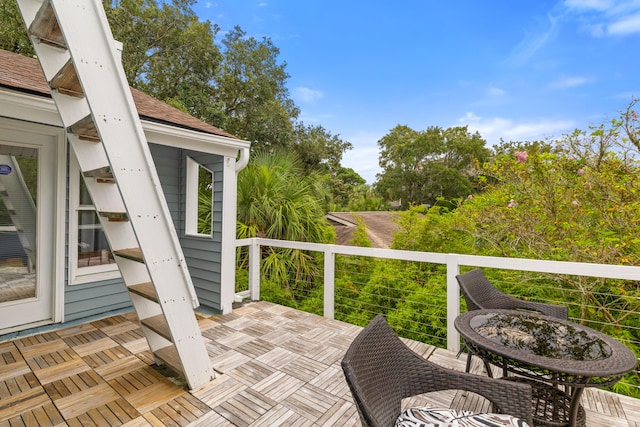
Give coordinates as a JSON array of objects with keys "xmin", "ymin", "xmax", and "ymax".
[
  {"xmin": 456, "ymin": 268, "xmax": 568, "ymax": 372},
  {"xmin": 341, "ymin": 315, "xmax": 533, "ymax": 427}
]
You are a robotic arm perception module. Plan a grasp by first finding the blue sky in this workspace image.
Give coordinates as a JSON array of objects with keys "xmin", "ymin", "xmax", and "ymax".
[{"xmin": 194, "ymin": 1, "xmax": 640, "ymax": 183}]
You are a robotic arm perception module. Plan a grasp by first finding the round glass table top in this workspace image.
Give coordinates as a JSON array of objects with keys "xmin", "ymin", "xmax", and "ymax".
[{"xmin": 469, "ymin": 311, "xmax": 612, "ymax": 361}]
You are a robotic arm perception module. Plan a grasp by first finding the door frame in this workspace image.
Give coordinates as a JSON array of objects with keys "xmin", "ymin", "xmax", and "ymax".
[{"xmin": 0, "ymin": 117, "xmax": 66, "ymax": 334}]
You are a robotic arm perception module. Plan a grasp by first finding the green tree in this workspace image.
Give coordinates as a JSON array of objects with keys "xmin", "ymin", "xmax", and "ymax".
[
  {"xmin": 236, "ymin": 150, "xmax": 334, "ymax": 295},
  {"xmin": 0, "ymin": 0, "xmax": 32, "ymax": 55},
  {"xmin": 215, "ymin": 26, "xmax": 299, "ymax": 149},
  {"xmin": 291, "ymin": 122, "xmax": 352, "ymax": 175},
  {"xmin": 103, "ymin": 0, "xmax": 225, "ymax": 125},
  {"xmin": 375, "ymin": 125, "xmax": 490, "ymax": 208}
]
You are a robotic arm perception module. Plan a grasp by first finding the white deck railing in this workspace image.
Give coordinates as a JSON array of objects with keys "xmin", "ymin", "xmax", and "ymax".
[{"xmin": 235, "ymin": 237, "xmax": 640, "ymax": 355}]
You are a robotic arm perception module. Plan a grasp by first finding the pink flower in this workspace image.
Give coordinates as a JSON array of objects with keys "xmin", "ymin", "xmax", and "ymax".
[
  {"xmin": 507, "ymin": 199, "xmax": 517, "ymax": 208},
  {"xmin": 467, "ymin": 194, "xmax": 473, "ymax": 200},
  {"xmin": 514, "ymin": 151, "xmax": 528, "ymax": 163},
  {"xmin": 572, "ymin": 200, "xmax": 579, "ymax": 206},
  {"xmin": 577, "ymin": 168, "xmax": 584, "ymax": 175}
]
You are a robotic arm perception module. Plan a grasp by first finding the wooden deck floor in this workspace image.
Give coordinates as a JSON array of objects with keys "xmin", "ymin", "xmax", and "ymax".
[{"xmin": 1, "ymin": 301, "xmax": 638, "ymax": 426}]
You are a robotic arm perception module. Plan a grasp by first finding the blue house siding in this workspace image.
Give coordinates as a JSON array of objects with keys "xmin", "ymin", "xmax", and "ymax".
[{"xmin": 63, "ymin": 143, "xmax": 225, "ymax": 321}]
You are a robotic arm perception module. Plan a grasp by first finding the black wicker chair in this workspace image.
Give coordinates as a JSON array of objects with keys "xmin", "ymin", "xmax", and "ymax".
[
  {"xmin": 456, "ymin": 268, "xmax": 568, "ymax": 372},
  {"xmin": 341, "ymin": 315, "xmax": 533, "ymax": 427}
]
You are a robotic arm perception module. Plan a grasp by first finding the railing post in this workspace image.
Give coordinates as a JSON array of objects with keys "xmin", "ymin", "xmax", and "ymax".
[
  {"xmin": 446, "ymin": 254, "xmax": 461, "ymax": 353},
  {"xmin": 248, "ymin": 238, "xmax": 261, "ymax": 301},
  {"xmin": 324, "ymin": 246, "xmax": 335, "ymax": 319}
]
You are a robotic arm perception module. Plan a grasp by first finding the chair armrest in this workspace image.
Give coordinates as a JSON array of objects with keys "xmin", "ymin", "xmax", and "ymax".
[
  {"xmin": 508, "ymin": 299, "xmax": 568, "ymax": 320},
  {"xmin": 407, "ymin": 355, "xmax": 533, "ymax": 426}
]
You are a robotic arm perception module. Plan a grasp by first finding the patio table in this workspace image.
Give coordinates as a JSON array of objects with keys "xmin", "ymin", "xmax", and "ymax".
[{"xmin": 455, "ymin": 309, "xmax": 637, "ymax": 427}]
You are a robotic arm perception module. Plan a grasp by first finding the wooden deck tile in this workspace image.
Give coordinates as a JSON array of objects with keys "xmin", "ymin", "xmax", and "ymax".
[
  {"xmin": 146, "ymin": 394, "xmax": 211, "ymax": 426},
  {"xmin": 0, "ymin": 386, "xmax": 59, "ymax": 424},
  {"xmin": 32, "ymin": 356, "xmax": 91, "ymax": 385},
  {"xmin": 94, "ymin": 355, "xmax": 148, "ymax": 381},
  {"xmin": 237, "ymin": 323, "xmax": 274, "ymax": 338},
  {"xmin": 99, "ymin": 320, "xmax": 140, "ymax": 337},
  {"xmin": 62, "ymin": 329, "xmax": 108, "ymax": 346},
  {"xmin": 255, "ymin": 347, "xmax": 299, "ymax": 370},
  {"xmin": 0, "ymin": 346, "xmax": 31, "ymax": 383},
  {"xmin": 191, "ymin": 375, "xmax": 246, "ymax": 408},
  {"xmin": 280, "ymin": 354, "xmax": 328, "ymax": 382},
  {"xmin": 111, "ymin": 327, "xmax": 145, "ymax": 346},
  {"xmin": 210, "ymin": 349, "xmax": 251, "ymax": 373},
  {"xmin": 251, "ymin": 371, "xmax": 304, "ymax": 402},
  {"xmin": 83, "ymin": 345, "xmax": 133, "ymax": 369},
  {"xmin": 279, "ymin": 336, "xmax": 319, "ymax": 355},
  {"xmin": 55, "ymin": 323, "xmax": 98, "ymax": 339},
  {"xmin": 0, "ymin": 370, "xmax": 40, "ymax": 400},
  {"xmin": 72, "ymin": 337, "xmax": 120, "ymax": 358},
  {"xmin": 53, "ymin": 382, "xmax": 126, "ymax": 419},
  {"xmin": 213, "ymin": 388, "xmax": 276, "ymax": 427},
  {"xmin": 227, "ymin": 359, "xmax": 276, "ymax": 386},
  {"xmin": 315, "ymin": 398, "xmax": 359, "ymax": 426},
  {"xmin": 197, "ymin": 317, "xmax": 220, "ymax": 332},
  {"xmin": 201, "ymin": 324, "xmax": 240, "ymax": 343},
  {"xmin": 308, "ymin": 365, "xmax": 351, "ymax": 398},
  {"xmin": 215, "ymin": 330, "xmax": 254, "ymax": 349},
  {"xmin": 14, "ymin": 331, "xmax": 60, "ymax": 348},
  {"xmin": 110, "ymin": 367, "xmax": 187, "ymax": 414},
  {"xmin": 249, "ymin": 403, "xmax": 316, "ymax": 427},
  {"xmin": 43, "ymin": 370, "xmax": 104, "ymax": 400},
  {"xmin": 282, "ymin": 383, "xmax": 339, "ymax": 421},
  {"xmin": 18, "ymin": 338, "xmax": 69, "ymax": 360},
  {"xmin": 304, "ymin": 343, "xmax": 344, "ymax": 365},
  {"xmin": 235, "ymin": 338, "xmax": 276, "ymax": 359}
]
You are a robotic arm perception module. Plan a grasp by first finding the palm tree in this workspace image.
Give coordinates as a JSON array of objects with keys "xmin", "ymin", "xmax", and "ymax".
[{"xmin": 236, "ymin": 150, "xmax": 334, "ymax": 292}]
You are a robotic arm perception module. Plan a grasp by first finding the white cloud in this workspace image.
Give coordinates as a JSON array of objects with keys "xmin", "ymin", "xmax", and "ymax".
[
  {"xmin": 549, "ymin": 76, "xmax": 592, "ymax": 89},
  {"xmin": 505, "ymin": 13, "xmax": 559, "ymax": 66},
  {"xmin": 608, "ymin": 13, "xmax": 640, "ymax": 34},
  {"xmin": 563, "ymin": 0, "xmax": 640, "ymax": 36},
  {"xmin": 487, "ymin": 87, "xmax": 507, "ymax": 97},
  {"xmin": 459, "ymin": 112, "xmax": 576, "ymax": 145},
  {"xmin": 293, "ymin": 86, "xmax": 324, "ymax": 103},
  {"xmin": 564, "ymin": 0, "xmax": 614, "ymax": 11}
]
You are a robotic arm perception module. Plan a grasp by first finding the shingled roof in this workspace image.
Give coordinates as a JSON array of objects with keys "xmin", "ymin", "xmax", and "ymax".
[{"xmin": 0, "ymin": 49, "xmax": 236, "ymax": 139}]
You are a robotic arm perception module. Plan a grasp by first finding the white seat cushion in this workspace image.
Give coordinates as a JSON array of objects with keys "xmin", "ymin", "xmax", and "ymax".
[{"xmin": 395, "ymin": 407, "xmax": 529, "ymax": 427}]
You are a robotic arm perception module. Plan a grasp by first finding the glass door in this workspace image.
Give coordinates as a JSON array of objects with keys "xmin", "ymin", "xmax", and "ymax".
[{"xmin": 0, "ymin": 125, "xmax": 58, "ymax": 333}]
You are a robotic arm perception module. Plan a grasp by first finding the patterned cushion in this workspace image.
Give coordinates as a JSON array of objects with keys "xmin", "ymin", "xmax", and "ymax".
[{"xmin": 395, "ymin": 407, "xmax": 529, "ymax": 427}]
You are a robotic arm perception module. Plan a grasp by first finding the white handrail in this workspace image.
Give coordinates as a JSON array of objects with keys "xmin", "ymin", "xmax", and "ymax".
[{"xmin": 235, "ymin": 237, "xmax": 640, "ymax": 352}]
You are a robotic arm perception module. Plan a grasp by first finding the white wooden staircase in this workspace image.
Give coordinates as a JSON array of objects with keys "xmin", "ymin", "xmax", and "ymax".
[{"xmin": 15, "ymin": 0, "xmax": 214, "ymax": 389}]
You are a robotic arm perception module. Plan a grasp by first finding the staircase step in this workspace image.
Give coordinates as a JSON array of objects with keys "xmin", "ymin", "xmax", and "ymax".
[
  {"xmin": 141, "ymin": 314, "xmax": 172, "ymax": 342},
  {"xmin": 128, "ymin": 282, "xmax": 158, "ymax": 303},
  {"xmin": 154, "ymin": 346, "xmax": 185, "ymax": 376},
  {"xmin": 84, "ymin": 166, "xmax": 115, "ymax": 183},
  {"xmin": 113, "ymin": 248, "xmax": 143, "ymax": 263},
  {"xmin": 29, "ymin": 0, "xmax": 66, "ymax": 48},
  {"xmin": 50, "ymin": 59, "xmax": 83, "ymax": 98},
  {"xmin": 99, "ymin": 211, "xmax": 129, "ymax": 222},
  {"xmin": 68, "ymin": 115, "xmax": 100, "ymax": 142}
]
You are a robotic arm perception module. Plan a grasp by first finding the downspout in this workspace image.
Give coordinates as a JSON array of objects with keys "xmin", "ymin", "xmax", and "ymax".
[{"xmin": 235, "ymin": 146, "xmax": 250, "ymax": 172}]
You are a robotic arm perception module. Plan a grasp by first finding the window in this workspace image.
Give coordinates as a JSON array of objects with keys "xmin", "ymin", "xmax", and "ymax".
[
  {"xmin": 185, "ymin": 156, "xmax": 213, "ymax": 236},
  {"xmin": 68, "ymin": 154, "xmax": 119, "ymax": 284}
]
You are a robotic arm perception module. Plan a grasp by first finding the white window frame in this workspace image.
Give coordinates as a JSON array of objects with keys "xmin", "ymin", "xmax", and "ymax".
[
  {"xmin": 68, "ymin": 153, "xmax": 120, "ymax": 285},
  {"xmin": 185, "ymin": 156, "xmax": 213, "ymax": 237}
]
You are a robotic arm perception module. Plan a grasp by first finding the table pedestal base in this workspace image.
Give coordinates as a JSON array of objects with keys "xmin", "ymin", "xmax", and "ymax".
[{"xmin": 503, "ymin": 377, "xmax": 586, "ymax": 427}]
